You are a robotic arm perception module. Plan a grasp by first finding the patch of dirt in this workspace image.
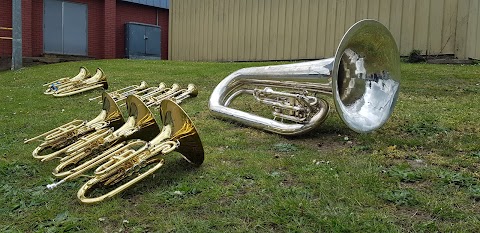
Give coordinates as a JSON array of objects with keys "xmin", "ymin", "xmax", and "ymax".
[
  {"xmin": 279, "ymin": 178, "xmax": 296, "ymax": 188},
  {"xmin": 426, "ymin": 58, "xmax": 477, "ymax": 64},
  {"xmin": 407, "ymin": 159, "xmax": 428, "ymax": 169},
  {"xmin": 412, "ymin": 148, "xmax": 480, "ymax": 173},
  {"xmin": 392, "ymin": 206, "xmax": 437, "ymax": 230},
  {"xmin": 405, "ymin": 53, "xmax": 478, "ymax": 65},
  {"xmin": 399, "ymin": 180, "xmax": 434, "ymax": 192},
  {"xmin": 294, "ymin": 133, "xmax": 357, "ymax": 153}
]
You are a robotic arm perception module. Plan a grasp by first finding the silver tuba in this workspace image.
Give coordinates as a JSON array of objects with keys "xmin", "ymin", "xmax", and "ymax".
[{"xmin": 209, "ymin": 19, "xmax": 400, "ymax": 135}]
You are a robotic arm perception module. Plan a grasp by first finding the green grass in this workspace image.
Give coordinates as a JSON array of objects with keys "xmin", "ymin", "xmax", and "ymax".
[{"xmin": 0, "ymin": 59, "xmax": 479, "ymax": 232}]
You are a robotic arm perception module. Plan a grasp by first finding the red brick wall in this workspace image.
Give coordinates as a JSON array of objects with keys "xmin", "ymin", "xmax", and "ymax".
[
  {"xmin": 157, "ymin": 8, "xmax": 169, "ymax": 60},
  {"xmin": 0, "ymin": 0, "xmax": 169, "ymax": 59},
  {"xmin": 104, "ymin": 0, "xmax": 116, "ymax": 58},
  {"xmin": 22, "ymin": 0, "xmax": 32, "ymax": 56},
  {"xmin": 0, "ymin": 0, "xmax": 42, "ymax": 57},
  {"xmin": 116, "ymin": 1, "xmax": 169, "ymax": 59},
  {"xmin": 0, "ymin": 1, "xmax": 13, "ymax": 56},
  {"xmin": 31, "ymin": 0, "xmax": 44, "ymax": 56}
]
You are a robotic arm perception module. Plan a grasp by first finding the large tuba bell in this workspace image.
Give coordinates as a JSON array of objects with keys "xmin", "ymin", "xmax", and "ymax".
[
  {"xmin": 49, "ymin": 68, "xmax": 109, "ymax": 97},
  {"xmin": 51, "ymin": 95, "xmax": 161, "ymax": 177},
  {"xmin": 209, "ymin": 19, "xmax": 400, "ymax": 135},
  {"xmin": 27, "ymin": 91, "xmax": 125, "ymax": 161},
  {"xmin": 44, "ymin": 66, "xmax": 91, "ymax": 94},
  {"xmin": 67, "ymin": 99, "xmax": 204, "ymax": 203}
]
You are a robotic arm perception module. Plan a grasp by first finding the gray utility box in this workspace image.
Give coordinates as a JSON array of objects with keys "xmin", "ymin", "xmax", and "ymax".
[{"xmin": 125, "ymin": 22, "xmax": 161, "ymax": 59}]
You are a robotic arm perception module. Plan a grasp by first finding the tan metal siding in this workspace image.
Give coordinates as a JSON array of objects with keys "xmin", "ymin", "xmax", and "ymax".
[
  {"xmin": 472, "ymin": 0, "xmax": 480, "ymax": 59},
  {"xmin": 170, "ymin": 0, "xmax": 480, "ymax": 61},
  {"xmin": 282, "ymin": 0, "xmax": 293, "ymax": 59},
  {"xmin": 345, "ymin": 0, "xmax": 357, "ymax": 34},
  {"xmin": 477, "ymin": 1, "xmax": 480, "ymax": 59},
  {"xmin": 325, "ymin": 0, "xmax": 336, "ymax": 57},
  {"xmin": 466, "ymin": 0, "xmax": 477, "ymax": 59},
  {"xmin": 455, "ymin": 0, "xmax": 469, "ymax": 59},
  {"xmin": 335, "ymin": 0, "xmax": 347, "ymax": 56},
  {"xmin": 443, "ymin": 0, "xmax": 458, "ymax": 55},
  {"xmin": 428, "ymin": 0, "xmax": 444, "ymax": 54},
  {"xmin": 307, "ymin": 0, "xmax": 319, "ymax": 59},
  {"xmin": 356, "ymin": 0, "xmax": 368, "ymax": 21},
  {"xmin": 368, "ymin": 0, "xmax": 379, "ymax": 19},
  {"xmin": 401, "ymin": 0, "xmax": 415, "ymax": 55},
  {"xmin": 414, "ymin": 0, "xmax": 429, "ymax": 52},
  {"xmin": 227, "ymin": 0, "xmax": 235, "ymax": 60},
  {"xmin": 244, "ymin": 0, "xmax": 253, "ymax": 60},
  {"xmin": 378, "ymin": 0, "xmax": 390, "ymax": 27},
  {"xmin": 267, "ymin": 0, "xmax": 276, "ymax": 60},
  {"xmin": 299, "ymin": 0, "xmax": 309, "ymax": 59}
]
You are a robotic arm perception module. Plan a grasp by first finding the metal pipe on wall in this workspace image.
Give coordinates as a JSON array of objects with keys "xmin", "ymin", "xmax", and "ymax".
[{"xmin": 12, "ymin": 0, "xmax": 22, "ymax": 70}]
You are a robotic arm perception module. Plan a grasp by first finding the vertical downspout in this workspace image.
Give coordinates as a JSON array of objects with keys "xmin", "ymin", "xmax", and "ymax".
[{"xmin": 11, "ymin": 0, "xmax": 22, "ymax": 70}]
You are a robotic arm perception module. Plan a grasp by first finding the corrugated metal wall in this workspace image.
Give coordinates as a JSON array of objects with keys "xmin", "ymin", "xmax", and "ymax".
[
  {"xmin": 463, "ymin": 0, "xmax": 480, "ymax": 60},
  {"xmin": 169, "ymin": 0, "xmax": 480, "ymax": 61}
]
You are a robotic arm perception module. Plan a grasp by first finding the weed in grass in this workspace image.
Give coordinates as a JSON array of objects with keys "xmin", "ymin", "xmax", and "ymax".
[
  {"xmin": 431, "ymin": 204, "xmax": 467, "ymax": 221},
  {"xmin": 0, "ymin": 183, "xmax": 49, "ymax": 215},
  {"xmin": 415, "ymin": 221, "xmax": 440, "ymax": 232},
  {"xmin": 0, "ymin": 161, "xmax": 39, "ymax": 178},
  {"xmin": 404, "ymin": 119, "xmax": 450, "ymax": 136},
  {"xmin": 388, "ymin": 164, "xmax": 423, "ymax": 183},
  {"xmin": 381, "ymin": 189, "xmax": 419, "ymax": 206},
  {"xmin": 272, "ymin": 142, "xmax": 298, "ymax": 153},
  {"xmin": 375, "ymin": 144, "xmax": 417, "ymax": 161},
  {"xmin": 470, "ymin": 151, "xmax": 480, "ymax": 158},
  {"xmin": 34, "ymin": 211, "xmax": 83, "ymax": 232},
  {"xmin": 468, "ymin": 185, "xmax": 480, "ymax": 201},
  {"xmin": 438, "ymin": 170, "xmax": 477, "ymax": 187}
]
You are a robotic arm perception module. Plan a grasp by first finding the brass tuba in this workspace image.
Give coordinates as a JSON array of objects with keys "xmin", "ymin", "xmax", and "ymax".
[
  {"xmin": 49, "ymin": 68, "xmax": 109, "ymax": 97},
  {"xmin": 44, "ymin": 66, "xmax": 91, "ymax": 94},
  {"xmin": 48, "ymin": 99, "xmax": 204, "ymax": 204},
  {"xmin": 209, "ymin": 19, "xmax": 400, "ymax": 135},
  {"xmin": 50, "ymin": 94, "xmax": 161, "ymax": 177},
  {"xmin": 48, "ymin": 84, "xmax": 199, "ymax": 179},
  {"xmin": 27, "ymin": 92, "xmax": 125, "ymax": 161}
]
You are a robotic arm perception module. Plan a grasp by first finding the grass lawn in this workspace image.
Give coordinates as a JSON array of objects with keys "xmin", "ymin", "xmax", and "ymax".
[{"xmin": 0, "ymin": 59, "xmax": 479, "ymax": 232}]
